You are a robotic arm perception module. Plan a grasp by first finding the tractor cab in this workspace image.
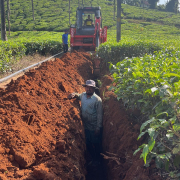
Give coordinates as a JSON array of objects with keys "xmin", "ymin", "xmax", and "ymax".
[
  {"xmin": 76, "ymin": 7, "xmax": 101, "ymax": 35},
  {"xmin": 70, "ymin": 7, "xmax": 107, "ymax": 51}
]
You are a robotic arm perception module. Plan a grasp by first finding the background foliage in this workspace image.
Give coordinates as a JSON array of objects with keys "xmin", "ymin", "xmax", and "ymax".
[
  {"xmin": 0, "ymin": 31, "xmax": 63, "ymax": 72},
  {"xmin": 108, "ymin": 49, "xmax": 180, "ymax": 179},
  {"xmin": 0, "ymin": 0, "xmax": 180, "ymax": 31}
]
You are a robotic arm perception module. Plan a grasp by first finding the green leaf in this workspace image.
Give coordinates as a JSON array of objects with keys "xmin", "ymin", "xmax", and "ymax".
[
  {"xmin": 140, "ymin": 118, "xmax": 155, "ymax": 133},
  {"xmin": 163, "ymin": 73, "xmax": 180, "ymax": 78},
  {"xmin": 156, "ymin": 112, "xmax": 168, "ymax": 117},
  {"xmin": 142, "ymin": 144, "xmax": 149, "ymax": 164},
  {"xmin": 133, "ymin": 144, "xmax": 145, "ymax": 155},
  {"xmin": 169, "ymin": 117, "xmax": 177, "ymax": 125},
  {"xmin": 137, "ymin": 131, "xmax": 147, "ymax": 140},
  {"xmin": 148, "ymin": 128, "xmax": 155, "ymax": 138},
  {"xmin": 148, "ymin": 139, "xmax": 155, "ymax": 152},
  {"xmin": 132, "ymin": 92, "xmax": 143, "ymax": 95},
  {"xmin": 173, "ymin": 123, "xmax": 180, "ymax": 132},
  {"xmin": 145, "ymin": 89, "xmax": 151, "ymax": 94}
]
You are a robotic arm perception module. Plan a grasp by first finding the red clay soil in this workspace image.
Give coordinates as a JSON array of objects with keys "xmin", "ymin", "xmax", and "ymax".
[
  {"xmin": 0, "ymin": 52, "xmax": 93, "ymax": 180},
  {"xmin": 0, "ymin": 51, "xmax": 161, "ymax": 180}
]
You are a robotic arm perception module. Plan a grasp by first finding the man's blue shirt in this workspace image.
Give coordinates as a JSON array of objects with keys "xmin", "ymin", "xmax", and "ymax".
[{"xmin": 62, "ymin": 33, "xmax": 68, "ymax": 44}]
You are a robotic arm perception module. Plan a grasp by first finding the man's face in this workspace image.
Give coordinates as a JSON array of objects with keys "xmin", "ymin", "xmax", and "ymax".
[
  {"xmin": 85, "ymin": 86, "xmax": 95, "ymax": 96},
  {"xmin": 88, "ymin": 15, "xmax": 90, "ymax": 19}
]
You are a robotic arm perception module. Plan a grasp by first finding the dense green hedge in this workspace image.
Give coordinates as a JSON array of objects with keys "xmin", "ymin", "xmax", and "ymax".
[
  {"xmin": 0, "ymin": 31, "xmax": 63, "ymax": 72},
  {"xmin": 109, "ymin": 49, "xmax": 180, "ymax": 179},
  {"xmin": 97, "ymin": 40, "xmax": 163, "ymax": 63},
  {"xmin": 0, "ymin": 41, "xmax": 26, "ymax": 72}
]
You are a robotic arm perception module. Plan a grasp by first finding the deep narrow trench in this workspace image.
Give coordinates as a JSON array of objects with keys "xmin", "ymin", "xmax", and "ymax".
[{"xmin": 86, "ymin": 158, "xmax": 107, "ymax": 180}]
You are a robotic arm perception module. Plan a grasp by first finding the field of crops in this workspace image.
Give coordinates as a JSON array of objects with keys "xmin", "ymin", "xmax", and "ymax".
[
  {"xmin": 122, "ymin": 4, "xmax": 180, "ymax": 26},
  {"xmin": 3, "ymin": 0, "xmax": 180, "ymax": 32},
  {"xmin": 6, "ymin": 0, "xmax": 116, "ymax": 31}
]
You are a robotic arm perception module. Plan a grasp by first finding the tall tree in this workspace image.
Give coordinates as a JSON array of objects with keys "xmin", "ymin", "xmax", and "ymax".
[
  {"xmin": 7, "ymin": 0, "xmax": 11, "ymax": 35},
  {"xmin": 1, "ymin": 0, "xmax": 7, "ymax": 41},
  {"xmin": 114, "ymin": 0, "xmax": 116, "ymax": 20},
  {"xmin": 148, "ymin": 0, "xmax": 159, "ymax": 9},
  {"xmin": 166, "ymin": 0, "xmax": 178, "ymax": 13},
  {"xmin": 32, "ymin": 0, "xmax": 35, "ymax": 21},
  {"xmin": 117, "ymin": 0, "xmax": 121, "ymax": 42},
  {"xmin": 69, "ymin": 0, "xmax": 70, "ymax": 25}
]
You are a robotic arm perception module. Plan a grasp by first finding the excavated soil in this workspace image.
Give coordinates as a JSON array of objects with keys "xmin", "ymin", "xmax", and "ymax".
[{"xmin": 0, "ymin": 52, "xmax": 161, "ymax": 180}]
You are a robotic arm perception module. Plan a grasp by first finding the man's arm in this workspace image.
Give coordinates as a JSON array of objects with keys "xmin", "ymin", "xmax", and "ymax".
[{"xmin": 96, "ymin": 100, "xmax": 103, "ymax": 132}]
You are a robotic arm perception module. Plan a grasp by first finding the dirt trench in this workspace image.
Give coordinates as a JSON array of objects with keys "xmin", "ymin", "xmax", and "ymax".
[{"xmin": 0, "ymin": 52, "xmax": 160, "ymax": 180}]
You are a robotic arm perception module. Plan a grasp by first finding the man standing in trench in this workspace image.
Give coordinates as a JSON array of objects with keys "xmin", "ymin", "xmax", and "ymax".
[{"xmin": 68, "ymin": 80, "xmax": 103, "ymax": 166}]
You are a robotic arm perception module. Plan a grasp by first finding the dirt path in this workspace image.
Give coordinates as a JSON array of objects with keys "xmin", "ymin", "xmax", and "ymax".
[{"xmin": 0, "ymin": 52, "xmax": 161, "ymax": 180}]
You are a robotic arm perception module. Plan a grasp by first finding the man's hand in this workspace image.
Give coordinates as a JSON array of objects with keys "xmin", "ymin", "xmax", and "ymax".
[{"xmin": 67, "ymin": 93, "xmax": 76, "ymax": 99}]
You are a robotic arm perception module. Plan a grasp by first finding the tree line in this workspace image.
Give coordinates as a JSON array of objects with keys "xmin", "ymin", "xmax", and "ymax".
[{"xmin": 107, "ymin": 0, "xmax": 179, "ymax": 12}]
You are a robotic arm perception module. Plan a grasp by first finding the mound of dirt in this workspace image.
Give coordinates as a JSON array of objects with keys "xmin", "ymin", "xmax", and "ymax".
[{"xmin": 0, "ymin": 52, "xmax": 93, "ymax": 180}]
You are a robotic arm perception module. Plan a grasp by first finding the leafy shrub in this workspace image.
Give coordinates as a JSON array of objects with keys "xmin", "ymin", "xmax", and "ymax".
[
  {"xmin": 109, "ymin": 49, "xmax": 180, "ymax": 179},
  {"xmin": 0, "ymin": 41, "xmax": 26, "ymax": 72},
  {"xmin": 0, "ymin": 31, "xmax": 63, "ymax": 72}
]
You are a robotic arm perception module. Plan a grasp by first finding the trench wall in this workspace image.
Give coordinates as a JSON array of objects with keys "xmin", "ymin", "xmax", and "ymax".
[{"xmin": 100, "ymin": 75, "xmax": 162, "ymax": 180}]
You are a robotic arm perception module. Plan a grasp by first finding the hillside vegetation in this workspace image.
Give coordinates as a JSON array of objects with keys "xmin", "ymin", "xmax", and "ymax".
[
  {"xmin": 1, "ymin": 0, "xmax": 180, "ymax": 31},
  {"xmin": 4, "ymin": 0, "xmax": 115, "ymax": 31}
]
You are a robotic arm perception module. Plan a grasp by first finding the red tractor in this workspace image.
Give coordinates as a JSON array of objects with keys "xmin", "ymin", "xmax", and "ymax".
[{"xmin": 70, "ymin": 6, "xmax": 107, "ymax": 51}]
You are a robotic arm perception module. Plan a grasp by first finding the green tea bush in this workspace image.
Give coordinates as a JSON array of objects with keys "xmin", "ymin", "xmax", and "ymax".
[
  {"xmin": 0, "ymin": 31, "xmax": 63, "ymax": 72},
  {"xmin": 97, "ymin": 40, "xmax": 163, "ymax": 63},
  {"xmin": 0, "ymin": 41, "xmax": 26, "ymax": 72},
  {"xmin": 109, "ymin": 49, "xmax": 180, "ymax": 179}
]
